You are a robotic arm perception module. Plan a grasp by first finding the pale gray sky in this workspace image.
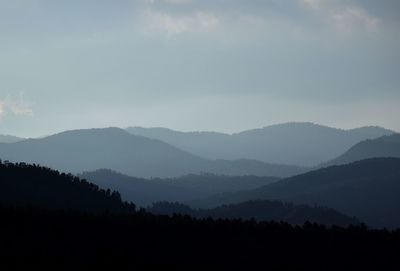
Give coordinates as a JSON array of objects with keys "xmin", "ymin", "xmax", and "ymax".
[{"xmin": 0, "ymin": 0, "xmax": 399, "ymax": 137}]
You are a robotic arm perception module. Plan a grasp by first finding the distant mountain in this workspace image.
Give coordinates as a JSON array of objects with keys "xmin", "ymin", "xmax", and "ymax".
[
  {"xmin": 127, "ymin": 123, "xmax": 394, "ymax": 166},
  {"xmin": 324, "ymin": 134, "xmax": 400, "ymax": 166},
  {"xmin": 0, "ymin": 161, "xmax": 135, "ymax": 213},
  {"xmin": 0, "ymin": 128, "xmax": 303, "ymax": 178},
  {"xmin": 80, "ymin": 170, "xmax": 279, "ymax": 206},
  {"xmin": 148, "ymin": 200, "xmax": 360, "ymax": 227},
  {"xmin": 190, "ymin": 158, "xmax": 400, "ymax": 228},
  {"xmin": 0, "ymin": 134, "xmax": 24, "ymax": 143}
]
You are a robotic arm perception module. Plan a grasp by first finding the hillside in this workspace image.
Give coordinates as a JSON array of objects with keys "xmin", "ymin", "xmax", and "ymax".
[
  {"xmin": 148, "ymin": 200, "xmax": 360, "ymax": 227},
  {"xmin": 127, "ymin": 123, "xmax": 393, "ymax": 166},
  {"xmin": 324, "ymin": 134, "xmax": 400, "ymax": 166},
  {"xmin": 80, "ymin": 170, "xmax": 279, "ymax": 206},
  {"xmin": 191, "ymin": 158, "xmax": 400, "ymax": 228},
  {"xmin": 0, "ymin": 162, "xmax": 398, "ymax": 270},
  {"xmin": 0, "ymin": 134, "xmax": 24, "ymax": 143},
  {"xmin": 0, "ymin": 128, "xmax": 303, "ymax": 178},
  {"xmin": 0, "ymin": 161, "xmax": 135, "ymax": 213}
]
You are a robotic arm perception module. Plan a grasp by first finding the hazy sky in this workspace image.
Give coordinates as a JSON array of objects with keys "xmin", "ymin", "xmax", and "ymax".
[{"xmin": 0, "ymin": 0, "xmax": 399, "ymax": 137}]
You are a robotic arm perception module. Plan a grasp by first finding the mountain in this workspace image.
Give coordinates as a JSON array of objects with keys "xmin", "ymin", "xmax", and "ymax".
[
  {"xmin": 0, "ymin": 127, "xmax": 303, "ymax": 178},
  {"xmin": 0, "ymin": 134, "xmax": 24, "ymax": 143},
  {"xmin": 127, "ymin": 123, "xmax": 394, "ymax": 166},
  {"xmin": 0, "ymin": 161, "xmax": 135, "ymax": 213},
  {"xmin": 190, "ymin": 158, "xmax": 400, "ymax": 228},
  {"xmin": 148, "ymin": 200, "xmax": 360, "ymax": 227},
  {"xmin": 80, "ymin": 170, "xmax": 279, "ymax": 206},
  {"xmin": 324, "ymin": 134, "xmax": 400, "ymax": 166}
]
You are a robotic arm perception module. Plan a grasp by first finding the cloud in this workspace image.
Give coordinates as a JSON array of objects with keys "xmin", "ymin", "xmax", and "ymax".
[
  {"xmin": 144, "ymin": 0, "xmax": 193, "ymax": 4},
  {"xmin": 142, "ymin": 8, "xmax": 220, "ymax": 36},
  {"xmin": 331, "ymin": 7, "xmax": 379, "ymax": 34},
  {"xmin": 300, "ymin": 0, "xmax": 380, "ymax": 35},
  {"xmin": 0, "ymin": 92, "xmax": 34, "ymax": 119}
]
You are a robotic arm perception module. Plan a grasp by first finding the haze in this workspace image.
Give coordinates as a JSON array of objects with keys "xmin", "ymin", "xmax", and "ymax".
[{"xmin": 0, "ymin": 0, "xmax": 399, "ymax": 137}]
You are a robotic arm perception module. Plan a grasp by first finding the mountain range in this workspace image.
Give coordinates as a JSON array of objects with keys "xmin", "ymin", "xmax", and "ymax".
[
  {"xmin": 0, "ymin": 127, "xmax": 305, "ymax": 178},
  {"xmin": 0, "ymin": 160, "xmax": 360, "ymax": 228},
  {"xmin": 190, "ymin": 158, "xmax": 400, "ymax": 228},
  {"xmin": 127, "ymin": 123, "xmax": 394, "ymax": 166},
  {"xmin": 80, "ymin": 170, "xmax": 279, "ymax": 206}
]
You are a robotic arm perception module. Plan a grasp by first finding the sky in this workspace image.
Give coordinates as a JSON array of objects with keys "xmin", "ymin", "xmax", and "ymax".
[{"xmin": 0, "ymin": 0, "xmax": 399, "ymax": 137}]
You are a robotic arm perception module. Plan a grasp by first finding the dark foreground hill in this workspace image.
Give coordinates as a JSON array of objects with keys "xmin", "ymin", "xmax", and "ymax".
[
  {"xmin": 80, "ymin": 170, "xmax": 279, "ymax": 206},
  {"xmin": 0, "ymin": 161, "xmax": 135, "ymax": 213},
  {"xmin": 0, "ymin": 128, "xmax": 304, "ymax": 178},
  {"xmin": 1, "ymin": 206, "xmax": 399, "ymax": 270},
  {"xmin": 0, "ymin": 161, "xmax": 399, "ymax": 270},
  {"xmin": 148, "ymin": 201, "xmax": 360, "ymax": 227},
  {"xmin": 191, "ymin": 158, "xmax": 400, "ymax": 228},
  {"xmin": 127, "ymin": 123, "xmax": 394, "ymax": 166},
  {"xmin": 324, "ymin": 133, "xmax": 400, "ymax": 166}
]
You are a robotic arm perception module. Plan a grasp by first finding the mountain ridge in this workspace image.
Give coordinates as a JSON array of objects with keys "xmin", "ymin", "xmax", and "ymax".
[
  {"xmin": 127, "ymin": 122, "xmax": 394, "ymax": 166},
  {"xmin": 323, "ymin": 133, "xmax": 400, "ymax": 166},
  {"xmin": 190, "ymin": 158, "xmax": 400, "ymax": 228},
  {"xmin": 0, "ymin": 127, "xmax": 304, "ymax": 178}
]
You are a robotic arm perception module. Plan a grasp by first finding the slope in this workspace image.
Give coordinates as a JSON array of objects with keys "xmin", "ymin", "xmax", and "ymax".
[
  {"xmin": 191, "ymin": 158, "xmax": 400, "ymax": 228},
  {"xmin": 80, "ymin": 169, "xmax": 280, "ymax": 206},
  {"xmin": 324, "ymin": 133, "xmax": 400, "ymax": 166}
]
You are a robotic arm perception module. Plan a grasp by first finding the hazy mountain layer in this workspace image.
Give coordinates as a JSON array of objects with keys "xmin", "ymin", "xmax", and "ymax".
[
  {"xmin": 80, "ymin": 170, "xmax": 279, "ymax": 206},
  {"xmin": 0, "ymin": 134, "xmax": 24, "ymax": 143},
  {"xmin": 324, "ymin": 134, "xmax": 400, "ymax": 166},
  {"xmin": 127, "ymin": 122, "xmax": 394, "ymax": 166},
  {"xmin": 190, "ymin": 158, "xmax": 400, "ymax": 228},
  {"xmin": 0, "ymin": 128, "xmax": 304, "ymax": 178}
]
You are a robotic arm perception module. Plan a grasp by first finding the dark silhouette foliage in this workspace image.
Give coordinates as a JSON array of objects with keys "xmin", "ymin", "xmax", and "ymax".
[
  {"xmin": 0, "ymin": 160, "xmax": 399, "ymax": 270},
  {"xmin": 148, "ymin": 200, "xmax": 361, "ymax": 227},
  {"xmin": 0, "ymin": 206, "xmax": 399, "ymax": 270},
  {"xmin": 0, "ymin": 160, "xmax": 135, "ymax": 213}
]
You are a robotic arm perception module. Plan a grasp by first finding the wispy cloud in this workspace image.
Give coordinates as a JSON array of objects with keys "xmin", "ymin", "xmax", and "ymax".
[
  {"xmin": 0, "ymin": 92, "xmax": 34, "ymax": 119},
  {"xmin": 144, "ymin": 0, "xmax": 193, "ymax": 4},
  {"xmin": 300, "ymin": 0, "xmax": 380, "ymax": 35},
  {"xmin": 141, "ymin": 8, "xmax": 220, "ymax": 36}
]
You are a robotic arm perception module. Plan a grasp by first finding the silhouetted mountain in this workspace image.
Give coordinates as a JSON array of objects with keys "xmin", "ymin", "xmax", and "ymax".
[
  {"xmin": 324, "ymin": 134, "xmax": 400, "ymax": 166},
  {"xmin": 0, "ymin": 161, "xmax": 135, "ymax": 213},
  {"xmin": 148, "ymin": 200, "xmax": 360, "ymax": 227},
  {"xmin": 127, "ymin": 123, "xmax": 394, "ymax": 166},
  {"xmin": 191, "ymin": 158, "xmax": 400, "ymax": 228},
  {"xmin": 80, "ymin": 170, "xmax": 279, "ymax": 206},
  {"xmin": 0, "ymin": 128, "xmax": 303, "ymax": 178},
  {"xmin": 0, "ymin": 134, "xmax": 24, "ymax": 143}
]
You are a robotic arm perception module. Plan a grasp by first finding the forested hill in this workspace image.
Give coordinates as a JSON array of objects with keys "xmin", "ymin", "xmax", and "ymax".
[
  {"xmin": 0, "ymin": 160, "xmax": 135, "ymax": 213},
  {"xmin": 0, "ymin": 160, "xmax": 399, "ymax": 270},
  {"xmin": 148, "ymin": 200, "xmax": 360, "ymax": 227}
]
